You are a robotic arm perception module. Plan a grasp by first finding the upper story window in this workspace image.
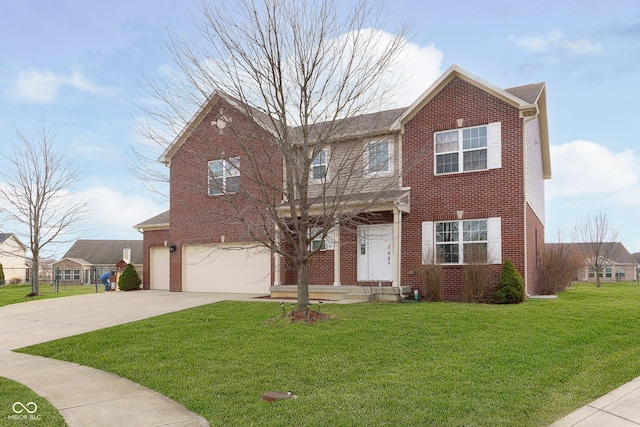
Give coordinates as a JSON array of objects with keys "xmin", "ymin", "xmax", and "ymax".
[
  {"xmin": 311, "ymin": 149, "xmax": 328, "ymax": 181},
  {"xmin": 434, "ymin": 122, "xmax": 501, "ymax": 175},
  {"xmin": 366, "ymin": 140, "xmax": 393, "ymax": 175},
  {"xmin": 208, "ymin": 157, "xmax": 240, "ymax": 196}
]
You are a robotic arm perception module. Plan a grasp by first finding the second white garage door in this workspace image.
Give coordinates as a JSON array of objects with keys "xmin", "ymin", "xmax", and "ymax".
[{"xmin": 183, "ymin": 243, "xmax": 271, "ymax": 293}]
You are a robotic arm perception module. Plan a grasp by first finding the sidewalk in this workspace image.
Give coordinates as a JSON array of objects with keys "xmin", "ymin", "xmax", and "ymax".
[
  {"xmin": 0, "ymin": 290, "xmax": 267, "ymax": 427},
  {"xmin": 550, "ymin": 377, "xmax": 640, "ymax": 426}
]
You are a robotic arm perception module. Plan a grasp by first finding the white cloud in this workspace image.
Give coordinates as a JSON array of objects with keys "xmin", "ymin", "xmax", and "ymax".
[
  {"xmin": 510, "ymin": 31, "xmax": 604, "ymax": 56},
  {"xmin": 391, "ymin": 41, "xmax": 444, "ymax": 108},
  {"xmin": 6, "ymin": 68, "xmax": 117, "ymax": 104},
  {"xmin": 547, "ymin": 140, "xmax": 639, "ymax": 201},
  {"xmin": 76, "ymin": 186, "xmax": 166, "ymax": 239}
]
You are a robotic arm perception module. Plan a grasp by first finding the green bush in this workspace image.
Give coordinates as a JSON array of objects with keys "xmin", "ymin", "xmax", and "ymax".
[
  {"xmin": 118, "ymin": 263, "xmax": 141, "ymax": 291},
  {"xmin": 493, "ymin": 260, "xmax": 525, "ymax": 304},
  {"xmin": 0, "ymin": 262, "xmax": 5, "ymax": 285}
]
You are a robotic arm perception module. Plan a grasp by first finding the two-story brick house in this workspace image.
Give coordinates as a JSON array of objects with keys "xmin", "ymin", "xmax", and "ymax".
[{"xmin": 135, "ymin": 65, "xmax": 550, "ymax": 301}]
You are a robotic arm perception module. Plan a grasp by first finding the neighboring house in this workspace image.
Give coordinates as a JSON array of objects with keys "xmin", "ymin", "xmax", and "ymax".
[
  {"xmin": 559, "ymin": 242, "xmax": 637, "ymax": 283},
  {"xmin": 0, "ymin": 233, "xmax": 28, "ymax": 283},
  {"xmin": 51, "ymin": 240, "xmax": 143, "ymax": 285},
  {"xmin": 135, "ymin": 65, "xmax": 550, "ymax": 301}
]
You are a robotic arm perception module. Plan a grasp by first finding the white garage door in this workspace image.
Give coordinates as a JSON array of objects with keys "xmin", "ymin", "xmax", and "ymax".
[
  {"xmin": 150, "ymin": 246, "xmax": 170, "ymax": 290},
  {"xmin": 183, "ymin": 243, "xmax": 270, "ymax": 293}
]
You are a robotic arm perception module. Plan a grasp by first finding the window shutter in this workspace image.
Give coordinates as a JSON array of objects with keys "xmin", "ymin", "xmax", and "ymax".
[
  {"xmin": 421, "ymin": 221, "xmax": 434, "ymax": 264},
  {"xmin": 487, "ymin": 217, "xmax": 502, "ymax": 264},
  {"xmin": 487, "ymin": 122, "xmax": 502, "ymax": 169}
]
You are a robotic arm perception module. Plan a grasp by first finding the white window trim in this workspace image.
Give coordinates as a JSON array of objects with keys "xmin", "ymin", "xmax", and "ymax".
[
  {"xmin": 364, "ymin": 139, "xmax": 394, "ymax": 176},
  {"xmin": 309, "ymin": 227, "xmax": 335, "ymax": 252},
  {"xmin": 434, "ymin": 122, "xmax": 501, "ymax": 176},
  {"xmin": 310, "ymin": 148, "xmax": 330, "ymax": 183},
  {"xmin": 208, "ymin": 157, "xmax": 240, "ymax": 196},
  {"xmin": 422, "ymin": 217, "xmax": 501, "ymax": 265}
]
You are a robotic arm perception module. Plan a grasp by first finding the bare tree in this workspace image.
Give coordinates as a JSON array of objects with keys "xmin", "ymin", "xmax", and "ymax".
[
  {"xmin": 135, "ymin": 0, "xmax": 413, "ymax": 308},
  {"xmin": 0, "ymin": 122, "xmax": 87, "ymax": 295},
  {"xmin": 573, "ymin": 211, "xmax": 618, "ymax": 288}
]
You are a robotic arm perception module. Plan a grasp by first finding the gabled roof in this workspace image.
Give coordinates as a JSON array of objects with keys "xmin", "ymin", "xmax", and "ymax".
[
  {"xmin": 0, "ymin": 233, "xmax": 26, "ymax": 250},
  {"xmin": 159, "ymin": 91, "xmax": 280, "ymax": 165},
  {"xmin": 55, "ymin": 257, "xmax": 93, "ymax": 266},
  {"xmin": 390, "ymin": 64, "xmax": 551, "ymax": 179},
  {"xmin": 547, "ymin": 242, "xmax": 636, "ymax": 265},
  {"xmin": 158, "ymin": 65, "xmax": 551, "ymax": 177},
  {"xmin": 60, "ymin": 240, "xmax": 143, "ymax": 265},
  {"xmin": 134, "ymin": 210, "xmax": 170, "ymax": 231}
]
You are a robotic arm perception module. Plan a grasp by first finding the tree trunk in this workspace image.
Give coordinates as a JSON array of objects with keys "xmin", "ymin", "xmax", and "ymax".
[
  {"xmin": 595, "ymin": 270, "xmax": 601, "ymax": 288},
  {"xmin": 296, "ymin": 257, "xmax": 309, "ymax": 309},
  {"xmin": 31, "ymin": 261, "xmax": 40, "ymax": 295}
]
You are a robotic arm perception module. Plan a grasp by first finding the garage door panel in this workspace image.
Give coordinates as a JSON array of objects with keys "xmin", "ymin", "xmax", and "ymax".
[
  {"xmin": 183, "ymin": 243, "xmax": 270, "ymax": 293},
  {"xmin": 150, "ymin": 247, "xmax": 170, "ymax": 290}
]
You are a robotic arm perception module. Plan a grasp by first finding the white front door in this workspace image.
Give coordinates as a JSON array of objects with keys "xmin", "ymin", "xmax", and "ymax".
[{"xmin": 357, "ymin": 224, "xmax": 393, "ymax": 282}]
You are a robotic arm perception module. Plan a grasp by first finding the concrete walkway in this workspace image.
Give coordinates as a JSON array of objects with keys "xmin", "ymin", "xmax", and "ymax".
[
  {"xmin": 550, "ymin": 377, "xmax": 640, "ymax": 426},
  {"xmin": 0, "ymin": 290, "xmax": 268, "ymax": 427}
]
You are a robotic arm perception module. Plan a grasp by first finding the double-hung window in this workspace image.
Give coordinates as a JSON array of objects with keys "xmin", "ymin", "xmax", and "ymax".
[
  {"xmin": 208, "ymin": 157, "xmax": 240, "ymax": 195},
  {"xmin": 309, "ymin": 227, "xmax": 335, "ymax": 251},
  {"xmin": 311, "ymin": 149, "xmax": 328, "ymax": 181},
  {"xmin": 366, "ymin": 140, "xmax": 392, "ymax": 175},
  {"xmin": 64, "ymin": 269, "xmax": 71, "ymax": 280},
  {"xmin": 422, "ymin": 218, "xmax": 501, "ymax": 265},
  {"xmin": 73, "ymin": 269, "xmax": 81, "ymax": 280},
  {"xmin": 616, "ymin": 267, "xmax": 625, "ymax": 279},
  {"xmin": 434, "ymin": 123, "xmax": 501, "ymax": 175},
  {"xmin": 435, "ymin": 220, "xmax": 488, "ymax": 263}
]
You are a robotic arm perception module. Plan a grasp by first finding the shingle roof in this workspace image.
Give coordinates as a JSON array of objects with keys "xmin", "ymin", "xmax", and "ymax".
[
  {"xmin": 134, "ymin": 210, "xmax": 170, "ymax": 229},
  {"xmin": 505, "ymin": 83, "xmax": 545, "ymax": 104},
  {"xmin": 546, "ymin": 242, "xmax": 636, "ymax": 265},
  {"xmin": 293, "ymin": 108, "xmax": 407, "ymax": 142},
  {"xmin": 61, "ymin": 240, "xmax": 143, "ymax": 265}
]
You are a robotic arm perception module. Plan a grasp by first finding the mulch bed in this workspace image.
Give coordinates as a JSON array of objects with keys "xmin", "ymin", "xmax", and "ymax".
[{"xmin": 267, "ymin": 309, "xmax": 335, "ymax": 324}]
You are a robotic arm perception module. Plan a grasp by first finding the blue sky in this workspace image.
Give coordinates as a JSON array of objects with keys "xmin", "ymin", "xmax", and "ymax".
[{"xmin": 1, "ymin": 0, "xmax": 639, "ymax": 256}]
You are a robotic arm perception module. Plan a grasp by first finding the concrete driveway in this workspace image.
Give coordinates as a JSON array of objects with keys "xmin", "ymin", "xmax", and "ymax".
[{"xmin": 0, "ymin": 290, "xmax": 268, "ymax": 427}]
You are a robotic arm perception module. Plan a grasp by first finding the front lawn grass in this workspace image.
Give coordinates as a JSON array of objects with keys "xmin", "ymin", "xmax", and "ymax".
[
  {"xmin": 18, "ymin": 282, "xmax": 640, "ymax": 426},
  {"xmin": 0, "ymin": 284, "xmax": 100, "ymax": 308},
  {"xmin": 0, "ymin": 377, "xmax": 67, "ymax": 426}
]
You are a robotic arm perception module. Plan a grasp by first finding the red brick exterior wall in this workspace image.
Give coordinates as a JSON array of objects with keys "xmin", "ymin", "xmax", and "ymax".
[
  {"xmin": 141, "ymin": 228, "xmax": 170, "ymax": 290},
  {"xmin": 401, "ymin": 77, "xmax": 527, "ymax": 301},
  {"xmin": 280, "ymin": 213, "xmax": 394, "ymax": 286},
  {"xmin": 167, "ymin": 98, "xmax": 282, "ymax": 291}
]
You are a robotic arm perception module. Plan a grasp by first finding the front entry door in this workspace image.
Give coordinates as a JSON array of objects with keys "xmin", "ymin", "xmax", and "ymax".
[{"xmin": 357, "ymin": 224, "xmax": 393, "ymax": 282}]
